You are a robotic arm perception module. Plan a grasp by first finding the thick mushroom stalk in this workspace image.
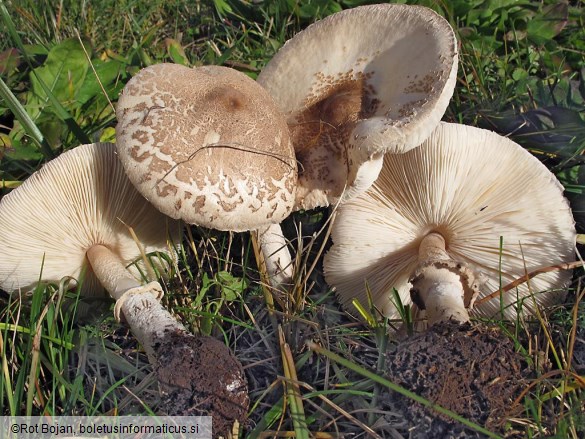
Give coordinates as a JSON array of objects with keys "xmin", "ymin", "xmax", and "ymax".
[
  {"xmin": 86, "ymin": 244, "xmax": 180, "ymax": 356},
  {"xmin": 86, "ymin": 244, "xmax": 164, "ymax": 327},
  {"xmin": 257, "ymin": 223, "xmax": 294, "ymax": 290},
  {"xmin": 409, "ymin": 233, "xmax": 480, "ymax": 325},
  {"xmin": 86, "ymin": 244, "xmax": 249, "ymax": 431},
  {"xmin": 86, "ymin": 245, "xmax": 144, "ymax": 297}
]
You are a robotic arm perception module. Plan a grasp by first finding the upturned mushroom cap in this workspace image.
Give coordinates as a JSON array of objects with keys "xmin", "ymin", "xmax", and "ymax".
[
  {"xmin": 324, "ymin": 122, "xmax": 576, "ymax": 321},
  {"xmin": 0, "ymin": 142, "xmax": 180, "ymax": 295},
  {"xmin": 258, "ymin": 4, "xmax": 458, "ymax": 210},
  {"xmin": 116, "ymin": 63, "xmax": 297, "ymax": 232}
]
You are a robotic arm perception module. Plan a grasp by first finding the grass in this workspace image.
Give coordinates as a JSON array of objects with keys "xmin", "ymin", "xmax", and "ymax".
[{"xmin": 1, "ymin": 0, "xmax": 584, "ymax": 437}]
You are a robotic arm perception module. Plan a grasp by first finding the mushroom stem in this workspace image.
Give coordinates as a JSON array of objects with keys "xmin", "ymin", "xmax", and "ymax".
[
  {"xmin": 86, "ymin": 244, "xmax": 184, "ymax": 360},
  {"xmin": 341, "ymin": 153, "xmax": 385, "ymax": 204},
  {"xmin": 418, "ymin": 232, "xmax": 450, "ymax": 262},
  {"xmin": 257, "ymin": 223, "xmax": 294, "ymax": 290},
  {"xmin": 86, "ymin": 245, "xmax": 249, "ymax": 425},
  {"xmin": 86, "ymin": 244, "xmax": 142, "ymax": 299},
  {"xmin": 411, "ymin": 267, "xmax": 470, "ymax": 325},
  {"xmin": 410, "ymin": 233, "xmax": 471, "ymax": 325}
]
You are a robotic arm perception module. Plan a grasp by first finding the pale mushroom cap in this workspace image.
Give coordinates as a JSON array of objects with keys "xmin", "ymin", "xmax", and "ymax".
[
  {"xmin": 324, "ymin": 122, "xmax": 576, "ymax": 320},
  {"xmin": 258, "ymin": 4, "xmax": 458, "ymax": 210},
  {"xmin": 0, "ymin": 143, "xmax": 181, "ymax": 295},
  {"xmin": 116, "ymin": 63, "xmax": 297, "ymax": 232}
]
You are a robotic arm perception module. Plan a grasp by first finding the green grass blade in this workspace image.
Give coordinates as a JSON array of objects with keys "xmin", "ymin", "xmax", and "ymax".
[
  {"xmin": 0, "ymin": 323, "xmax": 75, "ymax": 349},
  {"xmin": 247, "ymin": 396, "xmax": 284, "ymax": 439},
  {"xmin": 0, "ymin": 75, "xmax": 54, "ymax": 159},
  {"xmin": 280, "ymin": 328, "xmax": 309, "ymax": 439},
  {"xmin": 0, "ymin": 330, "xmax": 15, "ymax": 414}
]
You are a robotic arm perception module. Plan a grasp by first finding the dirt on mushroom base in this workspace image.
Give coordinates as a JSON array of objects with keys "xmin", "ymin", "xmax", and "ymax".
[
  {"xmin": 153, "ymin": 329, "xmax": 249, "ymax": 437},
  {"xmin": 382, "ymin": 322, "xmax": 529, "ymax": 438}
]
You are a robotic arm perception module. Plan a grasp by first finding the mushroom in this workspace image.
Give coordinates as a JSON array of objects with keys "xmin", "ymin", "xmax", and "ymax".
[
  {"xmin": 115, "ymin": 63, "xmax": 298, "ymax": 288},
  {"xmin": 115, "ymin": 63, "xmax": 297, "ymax": 231},
  {"xmin": 324, "ymin": 122, "xmax": 576, "ymax": 325},
  {"xmin": 0, "ymin": 143, "xmax": 249, "ymax": 430},
  {"xmin": 258, "ymin": 3, "xmax": 458, "ymax": 208},
  {"xmin": 256, "ymin": 3, "xmax": 458, "ymax": 287}
]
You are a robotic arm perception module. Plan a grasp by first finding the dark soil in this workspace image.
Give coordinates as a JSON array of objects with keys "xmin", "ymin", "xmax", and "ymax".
[
  {"xmin": 382, "ymin": 322, "xmax": 529, "ymax": 438},
  {"xmin": 153, "ymin": 329, "xmax": 249, "ymax": 437}
]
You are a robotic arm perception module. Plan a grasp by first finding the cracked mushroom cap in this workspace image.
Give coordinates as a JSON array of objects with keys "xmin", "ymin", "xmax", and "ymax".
[
  {"xmin": 116, "ymin": 63, "xmax": 297, "ymax": 232},
  {"xmin": 258, "ymin": 4, "xmax": 458, "ymax": 210},
  {"xmin": 0, "ymin": 143, "xmax": 181, "ymax": 295},
  {"xmin": 324, "ymin": 122, "xmax": 576, "ymax": 320}
]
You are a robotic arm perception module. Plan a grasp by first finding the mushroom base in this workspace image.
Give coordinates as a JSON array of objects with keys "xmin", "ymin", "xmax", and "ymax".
[
  {"xmin": 87, "ymin": 244, "xmax": 249, "ymax": 435},
  {"xmin": 154, "ymin": 330, "xmax": 250, "ymax": 437},
  {"xmin": 382, "ymin": 322, "xmax": 529, "ymax": 438}
]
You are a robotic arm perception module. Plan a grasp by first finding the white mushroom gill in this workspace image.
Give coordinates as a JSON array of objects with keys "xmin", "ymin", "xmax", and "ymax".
[
  {"xmin": 324, "ymin": 123, "xmax": 576, "ymax": 324},
  {"xmin": 0, "ymin": 143, "xmax": 179, "ymax": 296}
]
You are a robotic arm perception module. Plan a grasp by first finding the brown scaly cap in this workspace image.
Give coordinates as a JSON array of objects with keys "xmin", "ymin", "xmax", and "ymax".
[
  {"xmin": 116, "ymin": 63, "xmax": 297, "ymax": 232},
  {"xmin": 0, "ymin": 142, "xmax": 181, "ymax": 295},
  {"xmin": 258, "ymin": 4, "xmax": 458, "ymax": 210},
  {"xmin": 324, "ymin": 122, "xmax": 576, "ymax": 321}
]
